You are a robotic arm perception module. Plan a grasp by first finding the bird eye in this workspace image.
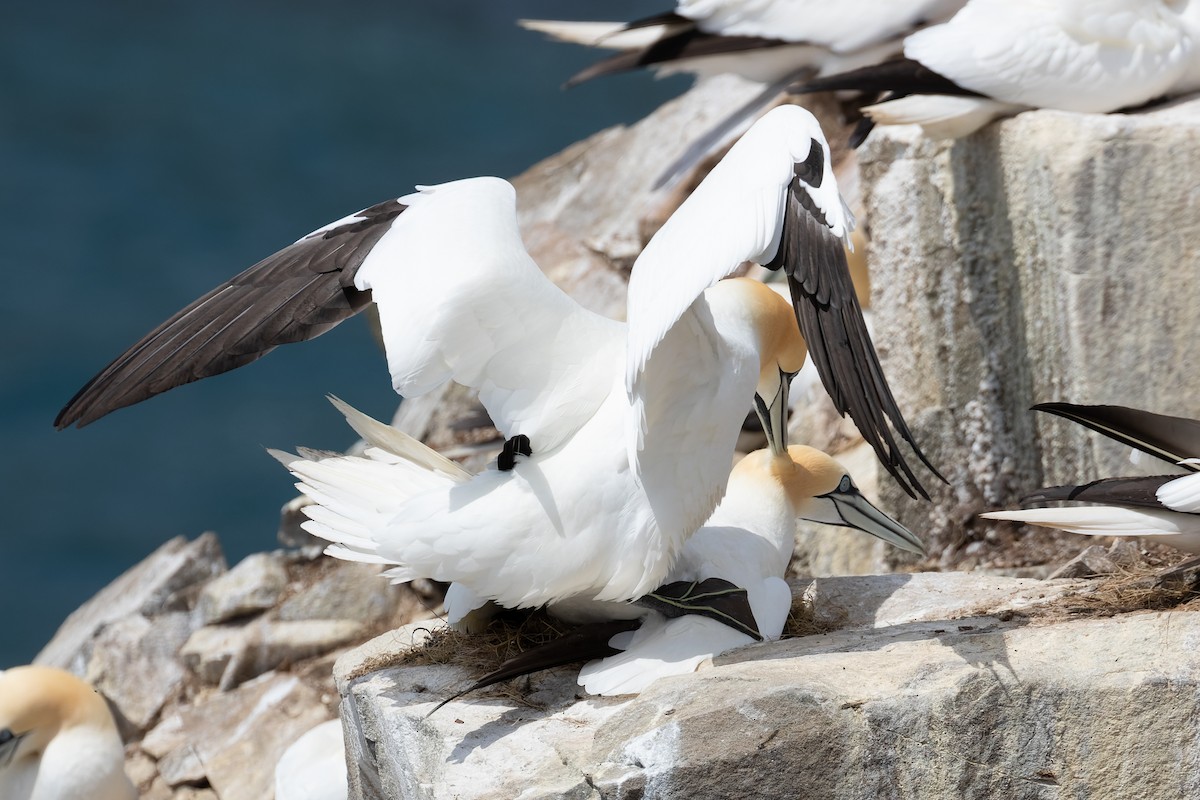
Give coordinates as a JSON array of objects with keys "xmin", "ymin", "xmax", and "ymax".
[
  {"xmin": 837, "ymin": 476, "xmax": 852, "ymax": 493},
  {"xmin": 0, "ymin": 728, "xmax": 12, "ymax": 745}
]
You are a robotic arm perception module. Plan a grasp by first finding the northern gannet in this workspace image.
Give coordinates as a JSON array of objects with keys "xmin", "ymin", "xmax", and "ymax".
[
  {"xmin": 576, "ymin": 443, "xmax": 923, "ymax": 695},
  {"xmin": 275, "ymin": 719, "xmax": 347, "ymax": 800},
  {"xmin": 795, "ymin": 0, "xmax": 1200, "ymax": 142},
  {"xmin": 0, "ymin": 666, "xmax": 135, "ymax": 800},
  {"xmin": 278, "ymin": 398, "xmax": 922, "ymax": 697},
  {"xmin": 982, "ymin": 403, "xmax": 1200, "ymax": 553},
  {"xmin": 522, "ymin": 0, "xmax": 966, "ymax": 86},
  {"xmin": 56, "ymin": 105, "xmax": 936, "ymax": 603},
  {"xmin": 523, "ymin": 1, "xmax": 965, "ymax": 185}
]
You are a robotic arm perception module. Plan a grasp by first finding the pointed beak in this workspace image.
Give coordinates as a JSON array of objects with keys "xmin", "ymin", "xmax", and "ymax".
[
  {"xmin": 754, "ymin": 368, "xmax": 793, "ymax": 457},
  {"xmin": 823, "ymin": 483, "xmax": 925, "ymax": 555},
  {"xmin": 0, "ymin": 730, "xmax": 28, "ymax": 768}
]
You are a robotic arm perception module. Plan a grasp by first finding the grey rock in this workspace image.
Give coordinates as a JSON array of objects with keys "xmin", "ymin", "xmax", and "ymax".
[
  {"xmin": 860, "ymin": 99, "xmax": 1200, "ymax": 560},
  {"xmin": 338, "ymin": 574, "xmax": 1200, "ymax": 800},
  {"xmin": 141, "ymin": 712, "xmax": 187, "ymax": 759},
  {"xmin": 157, "ymin": 743, "xmax": 206, "ymax": 788},
  {"xmin": 195, "ymin": 551, "xmax": 289, "ymax": 625},
  {"xmin": 159, "ymin": 672, "xmax": 330, "ymax": 800},
  {"xmin": 83, "ymin": 612, "xmax": 194, "ymax": 737},
  {"xmin": 277, "ymin": 562, "xmax": 408, "ymax": 626},
  {"xmin": 182, "ymin": 618, "xmax": 367, "ymax": 689},
  {"xmin": 37, "ymin": 533, "xmax": 226, "ymax": 672}
]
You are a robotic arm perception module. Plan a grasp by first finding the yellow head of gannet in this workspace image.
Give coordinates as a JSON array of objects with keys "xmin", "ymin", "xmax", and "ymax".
[
  {"xmin": 0, "ymin": 667, "xmax": 135, "ymax": 800},
  {"xmin": 723, "ymin": 445, "xmax": 925, "ymax": 556},
  {"xmin": 578, "ymin": 443, "xmax": 923, "ymax": 696}
]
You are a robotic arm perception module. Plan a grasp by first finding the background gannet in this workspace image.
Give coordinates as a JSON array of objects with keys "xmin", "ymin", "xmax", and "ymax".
[
  {"xmin": 523, "ymin": 0, "xmax": 966, "ymax": 86},
  {"xmin": 795, "ymin": 0, "xmax": 1200, "ymax": 142},
  {"xmin": 275, "ymin": 719, "xmax": 348, "ymax": 800},
  {"xmin": 0, "ymin": 666, "xmax": 135, "ymax": 800},
  {"xmin": 523, "ymin": 1, "xmax": 965, "ymax": 186},
  {"xmin": 982, "ymin": 403, "xmax": 1200, "ymax": 553}
]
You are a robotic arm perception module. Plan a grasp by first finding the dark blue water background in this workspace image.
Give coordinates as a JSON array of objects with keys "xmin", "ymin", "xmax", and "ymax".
[{"xmin": 0, "ymin": 2, "xmax": 687, "ymax": 666}]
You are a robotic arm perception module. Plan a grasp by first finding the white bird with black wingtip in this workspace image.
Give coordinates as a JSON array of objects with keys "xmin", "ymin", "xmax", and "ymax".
[
  {"xmin": 983, "ymin": 403, "xmax": 1200, "ymax": 553},
  {"xmin": 794, "ymin": 0, "xmax": 1200, "ymax": 142},
  {"xmin": 57, "ymin": 105, "xmax": 939, "ymax": 617}
]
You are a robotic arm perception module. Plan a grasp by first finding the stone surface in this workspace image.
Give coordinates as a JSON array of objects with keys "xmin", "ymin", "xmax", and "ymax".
[
  {"xmin": 182, "ymin": 618, "xmax": 367, "ymax": 689},
  {"xmin": 160, "ymin": 672, "xmax": 331, "ymax": 800},
  {"xmin": 36, "ymin": 533, "xmax": 225, "ymax": 671},
  {"xmin": 860, "ymin": 99, "xmax": 1200, "ymax": 562},
  {"xmin": 277, "ymin": 562, "xmax": 409, "ymax": 626},
  {"xmin": 195, "ymin": 552, "xmax": 289, "ymax": 625},
  {"xmin": 338, "ymin": 574, "xmax": 1200, "ymax": 800},
  {"xmin": 84, "ymin": 612, "xmax": 195, "ymax": 737}
]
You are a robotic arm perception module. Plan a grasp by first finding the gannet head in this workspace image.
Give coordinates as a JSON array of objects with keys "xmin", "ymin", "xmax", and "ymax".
[
  {"xmin": 713, "ymin": 278, "xmax": 807, "ymax": 456},
  {"xmin": 735, "ymin": 445, "xmax": 926, "ymax": 555},
  {"xmin": 0, "ymin": 666, "xmax": 128, "ymax": 791}
]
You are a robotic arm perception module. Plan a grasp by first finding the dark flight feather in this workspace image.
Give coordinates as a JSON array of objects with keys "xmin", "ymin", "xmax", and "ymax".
[
  {"xmin": 566, "ymin": 29, "xmax": 789, "ymax": 88},
  {"xmin": 1033, "ymin": 403, "xmax": 1200, "ymax": 470},
  {"xmin": 1023, "ymin": 476, "xmax": 1185, "ymax": 513},
  {"xmin": 789, "ymin": 57, "xmax": 980, "ymax": 147},
  {"xmin": 427, "ymin": 619, "xmax": 638, "ymax": 716},
  {"xmin": 766, "ymin": 152, "xmax": 944, "ymax": 499},
  {"xmin": 55, "ymin": 200, "xmax": 404, "ymax": 429}
]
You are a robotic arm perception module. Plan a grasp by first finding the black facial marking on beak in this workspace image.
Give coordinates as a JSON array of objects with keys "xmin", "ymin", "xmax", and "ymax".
[
  {"xmin": 0, "ymin": 728, "xmax": 28, "ymax": 768},
  {"xmin": 498, "ymin": 434, "xmax": 533, "ymax": 471}
]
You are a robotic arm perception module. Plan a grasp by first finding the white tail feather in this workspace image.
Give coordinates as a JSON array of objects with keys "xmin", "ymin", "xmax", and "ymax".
[
  {"xmin": 863, "ymin": 95, "xmax": 1021, "ymax": 139},
  {"xmin": 982, "ymin": 507, "xmax": 1200, "ymax": 552}
]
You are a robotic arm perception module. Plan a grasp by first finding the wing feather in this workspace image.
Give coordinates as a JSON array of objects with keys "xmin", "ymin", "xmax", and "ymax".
[
  {"xmin": 1033, "ymin": 403, "xmax": 1200, "ymax": 469},
  {"xmin": 55, "ymin": 201, "xmax": 399, "ymax": 428}
]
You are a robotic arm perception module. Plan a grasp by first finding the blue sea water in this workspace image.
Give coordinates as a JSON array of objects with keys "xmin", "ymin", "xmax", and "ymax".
[{"xmin": 0, "ymin": 2, "xmax": 688, "ymax": 666}]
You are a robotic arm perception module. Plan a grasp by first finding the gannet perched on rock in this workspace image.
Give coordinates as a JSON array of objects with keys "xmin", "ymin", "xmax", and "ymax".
[
  {"xmin": 0, "ymin": 666, "xmax": 135, "ymax": 800},
  {"xmin": 983, "ymin": 403, "xmax": 1200, "ymax": 553},
  {"xmin": 279, "ymin": 398, "xmax": 922, "ymax": 696},
  {"xmin": 795, "ymin": 0, "xmax": 1200, "ymax": 142},
  {"xmin": 577, "ymin": 442, "xmax": 923, "ymax": 695},
  {"xmin": 523, "ymin": 0, "xmax": 966, "ymax": 86},
  {"xmin": 523, "ymin": 1, "xmax": 965, "ymax": 186}
]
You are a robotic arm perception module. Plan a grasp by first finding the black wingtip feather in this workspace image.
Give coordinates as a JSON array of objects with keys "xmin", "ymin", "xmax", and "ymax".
[
  {"xmin": 426, "ymin": 620, "xmax": 639, "ymax": 717},
  {"xmin": 767, "ymin": 177, "xmax": 944, "ymax": 500},
  {"xmin": 55, "ymin": 202, "xmax": 402, "ymax": 430},
  {"xmin": 1032, "ymin": 403, "xmax": 1200, "ymax": 471}
]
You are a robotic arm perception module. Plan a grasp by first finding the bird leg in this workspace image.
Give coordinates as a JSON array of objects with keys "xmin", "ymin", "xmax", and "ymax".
[
  {"xmin": 497, "ymin": 434, "xmax": 533, "ymax": 471},
  {"xmin": 636, "ymin": 577, "xmax": 762, "ymax": 641}
]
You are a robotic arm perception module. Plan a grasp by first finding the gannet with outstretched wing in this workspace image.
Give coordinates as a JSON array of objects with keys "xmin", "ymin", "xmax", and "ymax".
[
  {"xmin": 795, "ymin": 0, "xmax": 1199, "ymax": 142},
  {"xmin": 982, "ymin": 403, "xmax": 1200, "ymax": 553},
  {"xmin": 0, "ymin": 667, "xmax": 135, "ymax": 800},
  {"xmin": 57, "ymin": 105, "xmax": 935, "ymax": 607}
]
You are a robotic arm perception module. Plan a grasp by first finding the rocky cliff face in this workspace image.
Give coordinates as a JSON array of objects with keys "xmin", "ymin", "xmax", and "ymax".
[{"xmin": 29, "ymin": 77, "xmax": 1200, "ymax": 800}]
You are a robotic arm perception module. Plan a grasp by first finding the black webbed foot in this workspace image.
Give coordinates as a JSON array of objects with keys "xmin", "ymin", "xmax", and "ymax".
[{"xmin": 636, "ymin": 577, "xmax": 762, "ymax": 641}]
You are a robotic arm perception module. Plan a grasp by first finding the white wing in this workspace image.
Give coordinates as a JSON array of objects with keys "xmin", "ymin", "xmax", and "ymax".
[
  {"xmin": 905, "ymin": 0, "xmax": 1192, "ymax": 112},
  {"xmin": 356, "ymin": 178, "xmax": 623, "ymax": 451},
  {"xmin": 56, "ymin": 177, "xmax": 620, "ymax": 452},
  {"xmin": 630, "ymin": 283, "xmax": 762, "ymax": 540},
  {"xmin": 625, "ymin": 104, "xmax": 848, "ymax": 391}
]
